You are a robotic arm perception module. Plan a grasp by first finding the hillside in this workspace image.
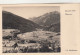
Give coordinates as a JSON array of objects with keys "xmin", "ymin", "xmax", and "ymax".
[
  {"xmin": 29, "ymin": 11, "xmax": 60, "ymax": 32},
  {"xmin": 29, "ymin": 11, "xmax": 60, "ymax": 26},
  {"xmin": 2, "ymin": 11, "xmax": 40, "ymax": 33}
]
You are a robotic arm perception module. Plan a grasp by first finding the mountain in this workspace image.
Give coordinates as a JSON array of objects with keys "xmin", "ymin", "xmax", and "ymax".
[
  {"xmin": 2, "ymin": 11, "xmax": 40, "ymax": 33},
  {"xmin": 29, "ymin": 11, "xmax": 60, "ymax": 32},
  {"xmin": 29, "ymin": 11, "xmax": 60, "ymax": 26}
]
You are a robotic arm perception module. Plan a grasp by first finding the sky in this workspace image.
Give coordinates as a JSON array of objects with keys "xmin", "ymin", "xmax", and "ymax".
[{"xmin": 3, "ymin": 6, "xmax": 60, "ymax": 19}]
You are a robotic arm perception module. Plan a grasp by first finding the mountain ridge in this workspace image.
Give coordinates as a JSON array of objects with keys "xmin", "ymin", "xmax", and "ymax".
[
  {"xmin": 29, "ymin": 11, "xmax": 60, "ymax": 32},
  {"xmin": 2, "ymin": 11, "xmax": 40, "ymax": 33}
]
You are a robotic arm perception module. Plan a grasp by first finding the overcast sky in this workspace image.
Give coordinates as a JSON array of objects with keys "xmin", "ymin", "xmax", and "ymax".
[{"xmin": 3, "ymin": 6, "xmax": 60, "ymax": 19}]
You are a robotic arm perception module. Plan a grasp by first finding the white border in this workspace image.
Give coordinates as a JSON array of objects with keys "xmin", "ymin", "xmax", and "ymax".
[{"xmin": 0, "ymin": 0, "xmax": 80, "ymax": 4}]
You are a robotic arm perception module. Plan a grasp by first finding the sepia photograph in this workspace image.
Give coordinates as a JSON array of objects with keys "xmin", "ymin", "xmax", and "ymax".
[{"xmin": 2, "ymin": 6, "xmax": 61, "ymax": 53}]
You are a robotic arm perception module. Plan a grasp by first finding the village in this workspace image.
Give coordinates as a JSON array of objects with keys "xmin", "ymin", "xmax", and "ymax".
[{"xmin": 2, "ymin": 28, "xmax": 60, "ymax": 53}]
